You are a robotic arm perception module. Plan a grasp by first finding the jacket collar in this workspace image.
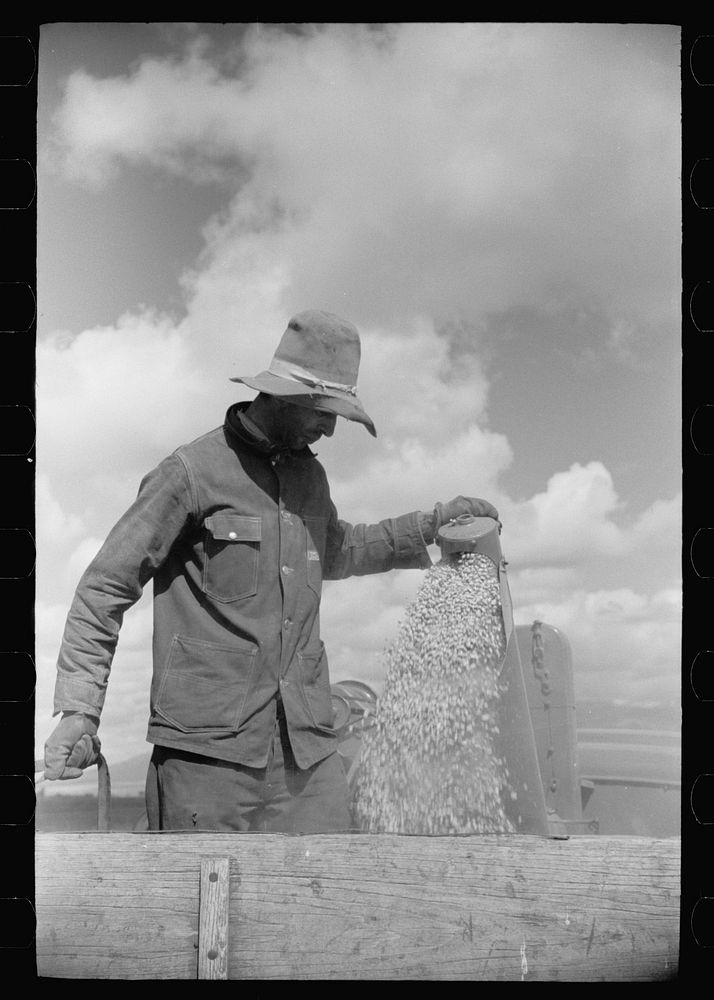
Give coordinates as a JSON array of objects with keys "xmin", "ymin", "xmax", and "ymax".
[{"xmin": 224, "ymin": 403, "xmax": 314, "ymax": 464}]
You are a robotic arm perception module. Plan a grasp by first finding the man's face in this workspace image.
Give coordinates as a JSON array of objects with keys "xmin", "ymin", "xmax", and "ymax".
[{"xmin": 277, "ymin": 400, "xmax": 338, "ymax": 450}]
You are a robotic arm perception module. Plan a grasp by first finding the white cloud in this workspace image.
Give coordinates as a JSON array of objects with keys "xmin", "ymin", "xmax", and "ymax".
[
  {"xmin": 52, "ymin": 51, "xmax": 246, "ymax": 186},
  {"xmin": 514, "ymin": 584, "xmax": 681, "ymax": 707},
  {"xmin": 65, "ymin": 536, "xmax": 106, "ymax": 591},
  {"xmin": 501, "ymin": 462, "xmax": 681, "ymax": 576},
  {"xmin": 503, "ymin": 462, "xmax": 624, "ymax": 565},
  {"xmin": 36, "ymin": 310, "xmax": 235, "ymax": 530},
  {"xmin": 629, "ymin": 493, "xmax": 682, "ymax": 545},
  {"xmin": 36, "ymin": 472, "xmax": 85, "ymax": 548},
  {"xmin": 49, "ymin": 23, "xmax": 680, "ymax": 329}
]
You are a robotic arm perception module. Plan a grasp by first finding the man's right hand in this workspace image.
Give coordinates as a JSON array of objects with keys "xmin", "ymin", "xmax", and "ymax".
[
  {"xmin": 434, "ymin": 496, "xmax": 500, "ymax": 529},
  {"xmin": 44, "ymin": 712, "xmax": 101, "ymax": 780}
]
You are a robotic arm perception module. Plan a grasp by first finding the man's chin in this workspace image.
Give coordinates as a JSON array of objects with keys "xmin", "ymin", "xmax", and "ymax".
[{"xmin": 287, "ymin": 436, "xmax": 316, "ymax": 450}]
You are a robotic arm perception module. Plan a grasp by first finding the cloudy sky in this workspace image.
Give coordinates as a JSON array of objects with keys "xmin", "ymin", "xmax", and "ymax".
[{"xmin": 35, "ymin": 22, "xmax": 682, "ymax": 764}]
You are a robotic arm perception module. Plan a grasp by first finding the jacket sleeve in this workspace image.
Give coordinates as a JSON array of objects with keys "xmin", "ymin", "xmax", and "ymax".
[
  {"xmin": 322, "ymin": 501, "xmax": 434, "ymax": 580},
  {"xmin": 53, "ymin": 454, "xmax": 196, "ymax": 719}
]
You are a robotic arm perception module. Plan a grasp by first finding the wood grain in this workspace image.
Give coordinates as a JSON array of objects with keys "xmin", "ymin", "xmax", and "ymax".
[
  {"xmin": 198, "ymin": 857, "xmax": 229, "ymax": 979},
  {"xmin": 35, "ymin": 832, "xmax": 679, "ymax": 981}
]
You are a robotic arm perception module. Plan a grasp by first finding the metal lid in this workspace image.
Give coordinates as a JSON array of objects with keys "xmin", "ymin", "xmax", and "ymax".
[
  {"xmin": 330, "ymin": 692, "xmax": 353, "ymax": 732},
  {"xmin": 331, "ymin": 679, "xmax": 378, "ymax": 706},
  {"xmin": 437, "ymin": 514, "xmax": 503, "ymax": 565}
]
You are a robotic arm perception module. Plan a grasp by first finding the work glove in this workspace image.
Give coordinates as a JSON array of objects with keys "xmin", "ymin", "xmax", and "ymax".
[
  {"xmin": 44, "ymin": 712, "xmax": 101, "ymax": 780},
  {"xmin": 433, "ymin": 496, "xmax": 501, "ymax": 533}
]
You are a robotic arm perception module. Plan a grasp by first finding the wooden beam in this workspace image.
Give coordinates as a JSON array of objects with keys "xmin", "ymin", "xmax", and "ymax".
[
  {"xmin": 35, "ymin": 832, "xmax": 680, "ymax": 981},
  {"xmin": 198, "ymin": 857, "xmax": 230, "ymax": 979}
]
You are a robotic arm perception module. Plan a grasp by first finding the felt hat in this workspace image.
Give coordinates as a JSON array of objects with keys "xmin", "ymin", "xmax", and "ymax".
[{"xmin": 231, "ymin": 309, "xmax": 376, "ymax": 436}]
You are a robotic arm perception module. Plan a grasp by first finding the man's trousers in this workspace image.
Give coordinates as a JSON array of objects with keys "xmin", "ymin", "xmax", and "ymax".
[{"xmin": 145, "ymin": 700, "xmax": 353, "ymax": 833}]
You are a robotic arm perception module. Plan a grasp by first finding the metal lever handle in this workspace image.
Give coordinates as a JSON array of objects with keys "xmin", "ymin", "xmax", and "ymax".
[{"xmin": 34, "ymin": 753, "xmax": 111, "ymax": 831}]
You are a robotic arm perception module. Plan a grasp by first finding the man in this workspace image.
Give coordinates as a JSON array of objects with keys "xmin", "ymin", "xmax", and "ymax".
[{"xmin": 44, "ymin": 310, "xmax": 499, "ymax": 833}]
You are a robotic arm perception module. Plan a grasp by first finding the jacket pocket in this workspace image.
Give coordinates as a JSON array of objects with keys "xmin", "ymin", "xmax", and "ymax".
[
  {"xmin": 297, "ymin": 642, "xmax": 336, "ymax": 732},
  {"xmin": 202, "ymin": 512, "xmax": 261, "ymax": 603},
  {"xmin": 155, "ymin": 634, "xmax": 258, "ymax": 733},
  {"xmin": 303, "ymin": 516, "xmax": 327, "ymax": 598}
]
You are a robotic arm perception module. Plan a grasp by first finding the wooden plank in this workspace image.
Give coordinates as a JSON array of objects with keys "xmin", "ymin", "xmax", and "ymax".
[
  {"xmin": 198, "ymin": 857, "xmax": 230, "ymax": 979},
  {"xmin": 35, "ymin": 832, "xmax": 680, "ymax": 981},
  {"xmin": 35, "ymin": 833, "xmax": 202, "ymax": 979}
]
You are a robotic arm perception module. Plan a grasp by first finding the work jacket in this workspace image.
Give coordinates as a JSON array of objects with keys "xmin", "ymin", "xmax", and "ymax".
[{"xmin": 53, "ymin": 404, "xmax": 433, "ymax": 769}]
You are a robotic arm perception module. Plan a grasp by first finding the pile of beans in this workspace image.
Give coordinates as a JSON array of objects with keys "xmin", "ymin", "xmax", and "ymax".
[{"xmin": 353, "ymin": 551, "xmax": 516, "ymax": 835}]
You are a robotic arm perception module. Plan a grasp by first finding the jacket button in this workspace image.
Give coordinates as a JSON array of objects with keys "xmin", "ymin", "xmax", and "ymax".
[
  {"xmin": 281, "ymin": 565, "xmax": 293, "ymax": 574},
  {"xmin": 283, "ymin": 618, "xmax": 292, "ymax": 629},
  {"xmin": 228, "ymin": 531, "xmax": 237, "ymax": 540},
  {"xmin": 281, "ymin": 510, "xmax": 291, "ymax": 520}
]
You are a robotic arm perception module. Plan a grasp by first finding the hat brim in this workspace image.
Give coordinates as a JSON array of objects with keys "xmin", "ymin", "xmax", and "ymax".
[{"xmin": 231, "ymin": 371, "xmax": 377, "ymax": 437}]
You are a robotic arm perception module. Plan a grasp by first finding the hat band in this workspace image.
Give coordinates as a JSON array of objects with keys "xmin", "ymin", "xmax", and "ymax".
[{"xmin": 267, "ymin": 356, "xmax": 358, "ymax": 395}]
